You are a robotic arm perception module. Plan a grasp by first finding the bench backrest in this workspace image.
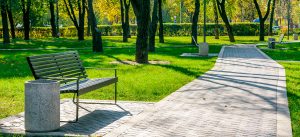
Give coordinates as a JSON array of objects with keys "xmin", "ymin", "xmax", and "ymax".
[
  {"xmin": 279, "ymin": 34, "xmax": 284, "ymax": 42},
  {"xmin": 27, "ymin": 51, "xmax": 87, "ymax": 84}
]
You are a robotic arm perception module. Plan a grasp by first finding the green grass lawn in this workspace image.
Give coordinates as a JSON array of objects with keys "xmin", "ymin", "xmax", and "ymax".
[
  {"xmin": 0, "ymin": 36, "xmax": 222, "ymax": 119},
  {"xmin": 279, "ymin": 62, "xmax": 300, "ymax": 136},
  {"xmin": 259, "ymin": 42, "xmax": 300, "ymax": 61},
  {"xmin": 259, "ymin": 42, "xmax": 300, "ymax": 136},
  {"xmin": 1, "ymin": 35, "xmax": 298, "ymax": 136}
]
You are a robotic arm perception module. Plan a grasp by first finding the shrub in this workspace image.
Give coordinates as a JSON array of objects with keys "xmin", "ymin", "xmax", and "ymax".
[{"xmin": 0, "ymin": 23, "xmax": 269, "ymax": 38}]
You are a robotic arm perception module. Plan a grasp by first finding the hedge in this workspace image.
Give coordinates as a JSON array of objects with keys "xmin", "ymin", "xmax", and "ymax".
[{"xmin": 0, "ymin": 23, "xmax": 269, "ymax": 38}]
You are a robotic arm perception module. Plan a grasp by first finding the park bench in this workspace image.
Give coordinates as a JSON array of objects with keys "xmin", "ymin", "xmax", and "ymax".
[
  {"xmin": 272, "ymin": 34, "xmax": 285, "ymax": 44},
  {"xmin": 268, "ymin": 34, "xmax": 285, "ymax": 49},
  {"xmin": 26, "ymin": 51, "xmax": 118, "ymax": 122}
]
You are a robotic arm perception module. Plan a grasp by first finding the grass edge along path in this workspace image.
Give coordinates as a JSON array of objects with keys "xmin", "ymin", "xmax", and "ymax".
[{"xmin": 259, "ymin": 43, "xmax": 300, "ymax": 136}]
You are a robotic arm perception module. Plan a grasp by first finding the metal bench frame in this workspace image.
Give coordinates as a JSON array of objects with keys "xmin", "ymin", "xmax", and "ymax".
[
  {"xmin": 26, "ymin": 51, "xmax": 118, "ymax": 122},
  {"xmin": 272, "ymin": 34, "xmax": 285, "ymax": 44}
]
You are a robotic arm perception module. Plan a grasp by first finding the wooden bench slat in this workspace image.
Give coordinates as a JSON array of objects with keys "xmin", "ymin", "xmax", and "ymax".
[
  {"xmin": 43, "ymin": 71, "xmax": 86, "ymax": 79},
  {"xmin": 60, "ymin": 78, "xmax": 118, "ymax": 94},
  {"xmin": 36, "ymin": 67, "xmax": 84, "ymax": 78},
  {"xmin": 29, "ymin": 54, "xmax": 79, "ymax": 63},
  {"xmin": 34, "ymin": 64, "xmax": 84, "ymax": 74},
  {"xmin": 28, "ymin": 51, "xmax": 78, "ymax": 59},
  {"xmin": 32, "ymin": 61, "xmax": 84, "ymax": 71},
  {"xmin": 30, "ymin": 57, "xmax": 81, "ymax": 67}
]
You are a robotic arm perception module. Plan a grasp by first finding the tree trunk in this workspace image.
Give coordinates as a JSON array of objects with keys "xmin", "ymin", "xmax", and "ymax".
[
  {"xmin": 88, "ymin": 0, "xmax": 103, "ymax": 52},
  {"xmin": 6, "ymin": 0, "xmax": 15, "ymax": 39},
  {"xmin": 269, "ymin": 0, "xmax": 276, "ymax": 36},
  {"xmin": 158, "ymin": 0, "xmax": 164, "ymax": 43},
  {"xmin": 63, "ymin": 0, "xmax": 85, "ymax": 40},
  {"xmin": 56, "ymin": 1, "xmax": 60, "ymax": 37},
  {"xmin": 125, "ymin": 0, "xmax": 131, "ymax": 38},
  {"xmin": 120, "ymin": 0, "xmax": 127, "ymax": 42},
  {"xmin": 131, "ymin": 0, "xmax": 150, "ymax": 64},
  {"xmin": 149, "ymin": 0, "xmax": 158, "ymax": 52},
  {"xmin": 1, "ymin": 0, "xmax": 10, "ymax": 44},
  {"xmin": 78, "ymin": 0, "xmax": 85, "ymax": 40},
  {"xmin": 87, "ymin": 12, "xmax": 91, "ymax": 36},
  {"xmin": 259, "ymin": 22, "xmax": 265, "ymax": 41},
  {"xmin": 191, "ymin": 0, "xmax": 200, "ymax": 44},
  {"xmin": 21, "ymin": 0, "xmax": 31, "ymax": 40},
  {"xmin": 213, "ymin": 0, "xmax": 219, "ymax": 39},
  {"xmin": 50, "ymin": 1, "xmax": 58, "ymax": 38},
  {"xmin": 253, "ymin": 0, "xmax": 271, "ymax": 41},
  {"xmin": 216, "ymin": 0, "xmax": 235, "ymax": 42}
]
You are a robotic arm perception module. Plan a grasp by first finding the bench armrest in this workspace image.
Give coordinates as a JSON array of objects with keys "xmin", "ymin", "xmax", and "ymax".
[
  {"xmin": 85, "ymin": 67, "xmax": 117, "ymax": 70},
  {"xmin": 40, "ymin": 77, "xmax": 81, "ymax": 90},
  {"xmin": 85, "ymin": 67, "xmax": 117, "ymax": 77},
  {"xmin": 40, "ymin": 77, "xmax": 79, "ymax": 80}
]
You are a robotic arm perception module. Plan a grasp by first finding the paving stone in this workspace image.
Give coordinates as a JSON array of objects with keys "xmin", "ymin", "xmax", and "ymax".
[
  {"xmin": 0, "ymin": 100, "xmax": 154, "ymax": 136},
  {"xmin": 0, "ymin": 45, "xmax": 292, "ymax": 137},
  {"xmin": 105, "ymin": 45, "xmax": 292, "ymax": 137}
]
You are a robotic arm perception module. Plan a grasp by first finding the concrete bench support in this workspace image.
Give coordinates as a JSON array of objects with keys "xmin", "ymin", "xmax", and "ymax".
[
  {"xmin": 268, "ymin": 38, "xmax": 275, "ymax": 49},
  {"xmin": 25, "ymin": 79, "xmax": 60, "ymax": 132}
]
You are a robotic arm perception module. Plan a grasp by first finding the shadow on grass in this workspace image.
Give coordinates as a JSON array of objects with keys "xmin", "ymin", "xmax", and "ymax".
[{"xmin": 0, "ymin": 44, "xmax": 218, "ymax": 79}]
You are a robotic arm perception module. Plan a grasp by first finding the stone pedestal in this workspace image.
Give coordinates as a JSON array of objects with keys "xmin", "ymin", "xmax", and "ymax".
[
  {"xmin": 268, "ymin": 38, "xmax": 275, "ymax": 49},
  {"xmin": 25, "ymin": 79, "xmax": 60, "ymax": 132},
  {"xmin": 293, "ymin": 34, "xmax": 298, "ymax": 40},
  {"xmin": 199, "ymin": 42, "xmax": 209, "ymax": 56}
]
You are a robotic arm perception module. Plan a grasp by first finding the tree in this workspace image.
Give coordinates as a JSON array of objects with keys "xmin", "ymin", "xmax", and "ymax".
[
  {"xmin": 158, "ymin": 0, "xmax": 164, "ymax": 43},
  {"xmin": 131, "ymin": 0, "xmax": 150, "ymax": 63},
  {"xmin": 87, "ymin": 0, "xmax": 103, "ymax": 52},
  {"xmin": 191, "ymin": 0, "xmax": 200, "ymax": 44},
  {"xmin": 56, "ymin": 0, "xmax": 59, "ymax": 36},
  {"xmin": 212, "ymin": 0, "xmax": 219, "ymax": 39},
  {"xmin": 216, "ymin": 0, "xmax": 235, "ymax": 42},
  {"xmin": 269, "ymin": 0, "xmax": 276, "ymax": 36},
  {"xmin": 149, "ymin": 0, "xmax": 158, "ymax": 52},
  {"xmin": 63, "ymin": 0, "xmax": 86, "ymax": 40},
  {"xmin": 1, "ymin": 0, "xmax": 10, "ymax": 44},
  {"xmin": 49, "ymin": 0, "xmax": 58, "ymax": 38},
  {"xmin": 6, "ymin": 0, "xmax": 15, "ymax": 39},
  {"xmin": 253, "ymin": 0, "xmax": 271, "ymax": 41},
  {"xmin": 120, "ymin": 0, "xmax": 131, "ymax": 42},
  {"xmin": 21, "ymin": 0, "xmax": 31, "ymax": 40}
]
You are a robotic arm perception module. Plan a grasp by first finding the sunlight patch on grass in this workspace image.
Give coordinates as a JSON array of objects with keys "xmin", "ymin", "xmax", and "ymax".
[{"xmin": 0, "ymin": 38, "xmax": 218, "ymax": 119}]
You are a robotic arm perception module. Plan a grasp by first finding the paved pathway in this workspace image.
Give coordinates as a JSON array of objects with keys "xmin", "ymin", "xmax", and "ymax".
[
  {"xmin": 0, "ymin": 100, "xmax": 154, "ymax": 136},
  {"xmin": 0, "ymin": 45, "xmax": 292, "ymax": 136},
  {"xmin": 106, "ymin": 45, "xmax": 292, "ymax": 137}
]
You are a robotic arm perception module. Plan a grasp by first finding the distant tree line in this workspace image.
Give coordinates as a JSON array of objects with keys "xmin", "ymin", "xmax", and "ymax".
[{"xmin": 0, "ymin": 0, "xmax": 296, "ymax": 63}]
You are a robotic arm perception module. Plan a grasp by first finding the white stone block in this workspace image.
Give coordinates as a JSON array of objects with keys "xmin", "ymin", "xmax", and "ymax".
[
  {"xmin": 199, "ymin": 42, "xmax": 209, "ymax": 56},
  {"xmin": 25, "ymin": 79, "xmax": 60, "ymax": 132}
]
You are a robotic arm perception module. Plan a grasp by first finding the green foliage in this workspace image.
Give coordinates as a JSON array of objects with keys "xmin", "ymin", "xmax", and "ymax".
[
  {"xmin": 292, "ymin": 28, "xmax": 300, "ymax": 35},
  {"xmin": 0, "ymin": 36, "xmax": 218, "ymax": 119},
  {"xmin": 0, "ymin": 23, "xmax": 270, "ymax": 38},
  {"xmin": 162, "ymin": 23, "xmax": 270, "ymax": 36}
]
